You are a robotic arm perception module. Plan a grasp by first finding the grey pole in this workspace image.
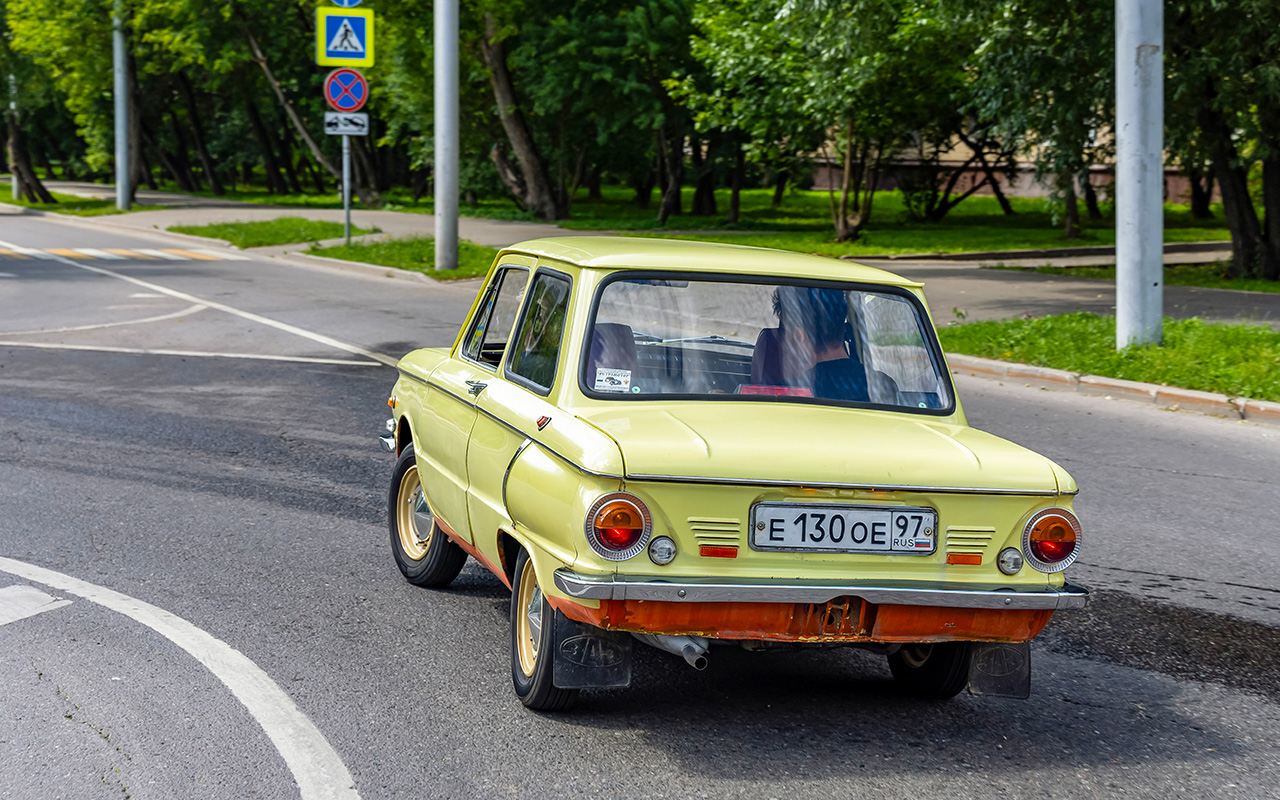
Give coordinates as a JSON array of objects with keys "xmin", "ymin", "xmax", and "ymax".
[
  {"xmin": 1114, "ymin": 0, "xmax": 1163, "ymax": 348},
  {"xmin": 112, "ymin": 3, "xmax": 130, "ymax": 211},
  {"xmin": 342, "ymin": 134, "xmax": 352, "ymax": 245},
  {"xmin": 8, "ymin": 75, "xmax": 17, "ymax": 200},
  {"xmin": 433, "ymin": 0, "xmax": 459, "ymax": 270}
]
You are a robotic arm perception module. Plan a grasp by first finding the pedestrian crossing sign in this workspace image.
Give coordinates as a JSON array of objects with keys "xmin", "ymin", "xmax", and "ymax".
[{"xmin": 316, "ymin": 8, "xmax": 374, "ymax": 67}]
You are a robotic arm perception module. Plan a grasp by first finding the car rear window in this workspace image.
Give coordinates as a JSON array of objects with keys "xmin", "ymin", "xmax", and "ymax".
[{"xmin": 582, "ymin": 274, "xmax": 953, "ymax": 413}]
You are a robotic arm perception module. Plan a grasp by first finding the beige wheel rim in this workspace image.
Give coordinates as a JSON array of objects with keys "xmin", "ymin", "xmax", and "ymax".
[
  {"xmin": 516, "ymin": 558, "xmax": 543, "ymax": 678},
  {"xmin": 395, "ymin": 465, "xmax": 432, "ymax": 561}
]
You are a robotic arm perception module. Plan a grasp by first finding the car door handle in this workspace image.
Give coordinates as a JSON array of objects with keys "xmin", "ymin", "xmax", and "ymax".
[{"xmin": 466, "ymin": 380, "xmax": 488, "ymax": 396}]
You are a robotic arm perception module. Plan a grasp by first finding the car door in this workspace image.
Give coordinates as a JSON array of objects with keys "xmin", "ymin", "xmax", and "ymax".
[
  {"xmin": 465, "ymin": 267, "xmax": 574, "ymax": 567},
  {"xmin": 415, "ymin": 259, "xmax": 531, "ymax": 544}
]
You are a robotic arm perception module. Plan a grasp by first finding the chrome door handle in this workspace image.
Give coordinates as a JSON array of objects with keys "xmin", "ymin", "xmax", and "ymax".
[{"xmin": 466, "ymin": 380, "xmax": 488, "ymax": 396}]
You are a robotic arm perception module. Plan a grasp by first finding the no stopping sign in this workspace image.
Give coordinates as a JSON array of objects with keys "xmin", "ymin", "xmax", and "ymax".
[{"xmin": 324, "ymin": 68, "xmax": 369, "ymax": 113}]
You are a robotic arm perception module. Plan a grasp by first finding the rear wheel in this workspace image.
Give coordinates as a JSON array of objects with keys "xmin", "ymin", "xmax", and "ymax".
[
  {"xmin": 510, "ymin": 549, "xmax": 578, "ymax": 711},
  {"xmin": 888, "ymin": 642, "xmax": 973, "ymax": 699},
  {"xmin": 388, "ymin": 443, "xmax": 467, "ymax": 587}
]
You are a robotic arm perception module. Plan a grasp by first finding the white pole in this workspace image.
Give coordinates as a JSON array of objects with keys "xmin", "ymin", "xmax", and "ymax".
[
  {"xmin": 8, "ymin": 74, "xmax": 17, "ymax": 200},
  {"xmin": 1115, "ymin": 0, "xmax": 1163, "ymax": 348},
  {"xmin": 342, "ymin": 134, "xmax": 351, "ymax": 245},
  {"xmin": 433, "ymin": 0, "xmax": 459, "ymax": 270},
  {"xmin": 112, "ymin": 3, "xmax": 130, "ymax": 211}
]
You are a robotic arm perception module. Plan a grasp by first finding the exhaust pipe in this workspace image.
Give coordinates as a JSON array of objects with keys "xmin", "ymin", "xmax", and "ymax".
[{"xmin": 632, "ymin": 633, "xmax": 709, "ymax": 670}]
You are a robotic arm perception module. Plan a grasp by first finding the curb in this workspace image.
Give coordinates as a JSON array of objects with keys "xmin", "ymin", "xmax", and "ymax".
[
  {"xmin": 273, "ymin": 250, "xmax": 465, "ymax": 288},
  {"xmin": 946, "ymin": 353, "xmax": 1278, "ymax": 425},
  {"xmin": 849, "ymin": 240, "xmax": 1231, "ymax": 262}
]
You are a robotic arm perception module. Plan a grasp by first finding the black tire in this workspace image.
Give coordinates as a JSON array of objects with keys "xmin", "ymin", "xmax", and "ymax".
[
  {"xmin": 388, "ymin": 443, "xmax": 467, "ymax": 587},
  {"xmin": 510, "ymin": 549, "xmax": 579, "ymax": 711},
  {"xmin": 887, "ymin": 642, "xmax": 974, "ymax": 700}
]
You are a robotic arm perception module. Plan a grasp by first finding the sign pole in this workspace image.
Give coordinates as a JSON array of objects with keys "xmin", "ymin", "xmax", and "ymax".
[
  {"xmin": 433, "ymin": 0, "xmax": 459, "ymax": 270},
  {"xmin": 112, "ymin": 0, "xmax": 130, "ymax": 211},
  {"xmin": 1115, "ymin": 0, "xmax": 1163, "ymax": 348},
  {"xmin": 342, "ymin": 134, "xmax": 352, "ymax": 245},
  {"xmin": 9, "ymin": 75, "xmax": 17, "ymax": 200}
]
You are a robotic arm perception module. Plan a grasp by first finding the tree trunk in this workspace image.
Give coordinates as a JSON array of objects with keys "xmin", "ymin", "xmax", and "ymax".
[
  {"xmin": 177, "ymin": 74, "xmax": 225, "ymax": 195},
  {"xmin": 1188, "ymin": 166, "xmax": 1214, "ymax": 219},
  {"xmin": 960, "ymin": 132, "xmax": 1016, "ymax": 215},
  {"xmin": 274, "ymin": 116, "xmax": 304, "ymax": 195},
  {"xmin": 656, "ymin": 125, "xmax": 683, "ymax": 224},
  {"xmin": 631, "ymin": 168, "xmax": 655, "ymax": 208},
  {"xmin": 140, "ymin": 149, "xmax": 158, "ymax": 190},
  {"xmin": 245, "ymin": 99, "xmax": 285, "ymax": 193},
  {"xmin": 1060, "ymin": 172, "xmax": 1081, "ymax": 239},
  {"xmin": 479, "ymin": 13, "xmax": 567, "ymax": 220},
  {"xmin": 139, "ymin": 124, "xmax": 192, "ymax": 191},
  {"xmin": 772, "ymin": 168, "xmax": 788, "ymax": 207},
  {"xmin": 1261, "ymin": 154, "xmax": 1280, "ymax": 281},
  {"xmin": 690, "ymin": 134, "xmax": 717, "ymax": 216},
  {"xmin": 587, "ymin": 165, "xmax": 602, "ymax": 201},
  {"xmin": 1081, "ymin": 174, "xmax": 1102, "ymax": 220},
  {"xmin": 1199, "ymin": 95, "xmax": 1262, "ymax": 277},
  {"xmin": 727, "ymin": 141, "xmax": 744, "ymax": 225},
  {"xmin": 242, "ymin": 27, "xmax": 378, "ymax": 207},
  {"xmin": 6, "ymin": 110, "xmax": 55, "ymax": 203},
  {"xmin": 169, "ymin": 112, "xmax": 202, "ymax": 191}
]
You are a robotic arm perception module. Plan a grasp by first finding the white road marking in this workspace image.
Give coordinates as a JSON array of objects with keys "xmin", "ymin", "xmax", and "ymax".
[
  {"xmin": 0, "ymin": 557, "xmax": 361, "ymax": 800},
  {"xmin": 0, "ymin": 240, "xmax": 397, "ymax": 367},
  {"xmin": 74, "ymin": 248, "xmax": 124, "ymax": 260},
  {"xmin": 0, "ymin": 340, "xmax": 381, "ymax": 366},
  {"xmin": 133, "ymin": 248, "xmax": 188, "ymax": 260},
  {"xmin": 130, "ymin": 292, "xmax": 164, "ymax": 298},
  {"xmin": 0, "ymin": 272, "xmax": 15, "ymax": 278},
  {"xmin": 191, "ymin": 248, "xmax": 251, "ymax": 261},
  {"xmin": 0, "ymin": 244, "xmax": 55, "ymax": 259},
  {"xmin": 0, "ymin": 584, "xmax": 72, "ymax": 626},
  {"xmin": 0, "ymin": 303, "xmax": 208, "ymax": 336}
]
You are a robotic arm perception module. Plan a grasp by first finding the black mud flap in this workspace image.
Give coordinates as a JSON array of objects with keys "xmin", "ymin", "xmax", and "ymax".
[
  {"xmin": 551, "ymin": 609, "xmax": 632, "ymax": 689},
  {"xmin": 967, "ymin": 642, "xmax": 1031, "ymax": 699}
]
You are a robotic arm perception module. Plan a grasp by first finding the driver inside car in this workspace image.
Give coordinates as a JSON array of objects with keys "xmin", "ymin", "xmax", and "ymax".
[{"xmin": 775, "ymin": 286, "xmax": 871, "ymax": 403}]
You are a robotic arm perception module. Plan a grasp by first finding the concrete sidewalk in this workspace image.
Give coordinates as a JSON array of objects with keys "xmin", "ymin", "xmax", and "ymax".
[{"xmin": 7, "ymin": 178, "xmax": 1279, "ymax": 329}]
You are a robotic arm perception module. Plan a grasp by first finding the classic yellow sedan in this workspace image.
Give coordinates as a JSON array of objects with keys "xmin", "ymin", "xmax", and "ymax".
[{"xmin": 381, "ymin": 237, "xmax": 1087, "ymax": 710}]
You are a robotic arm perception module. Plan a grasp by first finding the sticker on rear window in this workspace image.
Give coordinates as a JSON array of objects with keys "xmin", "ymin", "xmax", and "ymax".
[{"xmin": 594, "ymin": 368, "xmax": 632, "ymax": 393}]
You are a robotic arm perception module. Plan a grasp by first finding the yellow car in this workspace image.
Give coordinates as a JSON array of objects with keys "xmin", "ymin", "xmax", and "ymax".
[{"xmin": 381, "ymin": 237, "xmax": 1087, "ymax": 711}]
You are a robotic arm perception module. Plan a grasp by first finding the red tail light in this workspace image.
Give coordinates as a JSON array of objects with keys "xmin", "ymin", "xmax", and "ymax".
[
  {"xmin": 585, "ymin": 493, "xmax": 652, "ymax": 561},
  {"xmin": 1021, "ymin": 508, "xmax": 1081, "ymax": 572}
]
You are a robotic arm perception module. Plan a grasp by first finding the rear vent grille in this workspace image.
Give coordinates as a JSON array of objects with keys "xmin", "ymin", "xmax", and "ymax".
[
  {"xmin": 945, "ymin": 526, "xmax": 996, "ymax": 555},
  {"xmin": 688, "ymin": 516, "xmax": 742, "ymax": 547}
]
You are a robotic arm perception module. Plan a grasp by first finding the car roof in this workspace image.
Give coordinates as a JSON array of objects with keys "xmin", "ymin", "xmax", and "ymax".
[{"xmin": 499, "ymin": 236, "xmax": 921, "ymax": 288}]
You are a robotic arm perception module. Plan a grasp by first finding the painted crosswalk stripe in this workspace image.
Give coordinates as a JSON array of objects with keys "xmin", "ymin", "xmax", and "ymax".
[
  {"xmin": 46, "ymin": 248, "xmax": 87, "ymax": 258},
  {"xmin": 106, "ymin": 248, "xmax": 159, "ymax": 259},
  {"xmin": 74, "ymin": 248, "xmax": 125, "ymax": 260},
  {"xmin": 0, "ymin": 249, "xmax": 29, "ymax": 259},
  {"xmin": 190, "ymin": 248, "xmax": 250, "ymax": 261},
  {"xmin": 1, "ymin": 244, "xmax": 55, "ymax": 259},
  {"xmin": 164, "ymin": 249, "xmax": 221, "ymax": 261},
  {"xmin": 135, "ymin": 248, "xmax": 188, "ymax": 260},
  {"xmin": 0, "ymin": 584, "xmax": 72, "ymax": 627}
]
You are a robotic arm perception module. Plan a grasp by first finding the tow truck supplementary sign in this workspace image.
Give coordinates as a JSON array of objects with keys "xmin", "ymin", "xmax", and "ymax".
[
  {"xmin": 316, "ymin": 8, "xmax": 374, "ymax": 67},
  {"xmin": 324, "ymin": 112, "xmax": 369, "ymax": 136},
  {"xmin": 324, "ymin": 68, "xmax": 369, "ymax": 112}
]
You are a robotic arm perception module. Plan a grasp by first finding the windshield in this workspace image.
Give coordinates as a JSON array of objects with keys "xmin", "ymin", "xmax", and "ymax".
[{"xmin": 582, "ymin": 274, "xmax": 953, "ymax": 413}]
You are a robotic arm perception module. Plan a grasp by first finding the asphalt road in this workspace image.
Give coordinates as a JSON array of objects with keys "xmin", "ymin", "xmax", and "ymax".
[{"xmin": 1, "ymin": 213, "xmax": 1277, "ymax": 799}]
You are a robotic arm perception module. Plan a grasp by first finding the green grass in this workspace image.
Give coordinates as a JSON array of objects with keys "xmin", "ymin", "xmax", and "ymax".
[
  {"xmin": 937, "ymin": 312, "xmax": 1280, "ymax": 401},
  {"xmin": 986, "ymin": 262, "xmax": 1280, "ymax": 294},
  {"xmin": 308, "ymin": 237, "xmax": 499, "ymax": 280},
  {"xmin": 167, "ymin": 217, "xmax": 377, "ymax": 248},
  {"xmin": 0, "ymin": 188, "xmax": 151, "ymax": 216}
]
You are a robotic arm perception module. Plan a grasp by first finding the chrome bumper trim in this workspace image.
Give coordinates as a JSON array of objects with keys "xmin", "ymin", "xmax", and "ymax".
[
  {"xmin": 552, "ymin": 570, "xmax": 1089, "ymax": 610},
  {"xmin": 623, "ymin": 473, "xmax": 1062, "ymax": 497}
]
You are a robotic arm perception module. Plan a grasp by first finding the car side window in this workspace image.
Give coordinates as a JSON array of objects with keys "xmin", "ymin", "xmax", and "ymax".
[
  {"xmin": 506, "ymin": 272, "xmax": 572, "ymax": 392},
  {"xmin": 462, "ymin": 267, "xmax": 528, "ymax": 367}
]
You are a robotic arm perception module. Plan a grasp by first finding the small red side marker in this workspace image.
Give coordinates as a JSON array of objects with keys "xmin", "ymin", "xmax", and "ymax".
[
  {"xmin": 537, "ymin": 416, "xmax": 551, "ymax": 430},
  {"xmin": 699, "ymin": 545, "xmax": 738, "ymax": 558}
]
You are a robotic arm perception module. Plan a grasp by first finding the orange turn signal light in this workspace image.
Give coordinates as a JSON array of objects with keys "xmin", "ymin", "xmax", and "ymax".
[{"xmin": 593, "ymin": 500, "xmax": 645, "ymax": 551}]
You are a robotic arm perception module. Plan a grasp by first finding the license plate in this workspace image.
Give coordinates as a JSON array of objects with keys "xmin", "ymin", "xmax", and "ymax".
[{"xmin": 750, "ymin": 503, "xmax": 937, "ymax": 554}]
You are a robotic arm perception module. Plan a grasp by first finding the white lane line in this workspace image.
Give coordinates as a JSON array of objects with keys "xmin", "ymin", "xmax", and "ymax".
[
  {"xmin": 133, "ymin": 248, "xmax": 188, "ymax": 260},
  {"xmin": 0, "ymin": 303, "xmax": 208, "ymax": 336},
  {"xmin": 0, "ymin": 340, "xmax": 381, "ymax": 366},
  {"xmin": 191, "ymin": 248, "xmax": 251, "ymax": 261},
  {"xmin": 0, "ymin": 240, "xmax": 397, "ymax": 367},
  {"xmin": 0, "ymin": 557, "xmax": 361, "ymax": 800},
  {"xmin": 0, "ymin": 244, "xmax": 55, "ymax": 259},
  {"xmin": 74, "ymin": 248, "xmax": 125, "ymax": 260},
  {"xmin": 0, "ymin": 272, "xmax": 15, "ymax": 278},
  {"xmin": 0, "ymin": 584, "xmax": 72, "ymax": 627}
]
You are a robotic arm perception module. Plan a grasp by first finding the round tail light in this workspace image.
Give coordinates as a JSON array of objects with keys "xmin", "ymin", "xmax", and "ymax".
[
  {"xmin": 585, "ymin": 493, "xmax": 652, "ymax": 561},
  {"xmin": 1021, "ymin": 508, "xmax": 1081, "ymax": 573}
]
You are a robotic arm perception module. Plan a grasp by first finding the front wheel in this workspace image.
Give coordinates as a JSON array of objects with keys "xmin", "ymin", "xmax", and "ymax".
[
  {"xmin": 887, "ymin": 642, "xmax": 973, "ymax": 700},
  {"xmin": 510, "ymin": 549, "xmax": 578, "ymax": 711},
  {"xmin": 388, "ymin": 443, "xmax": 467, "ymax": 587}
]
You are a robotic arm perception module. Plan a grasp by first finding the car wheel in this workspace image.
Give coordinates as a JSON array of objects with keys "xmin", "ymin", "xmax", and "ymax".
[
  {"xmin": 388, "ymin": 443, "xmax": 467, "ymax": 587},
  {"xmin": 510, "ymin": 549, "xmax": 579, "ymax": 711},
  {"xmin": 887, "ymin": 642, "xmax": 973, "ymax": 700}
]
